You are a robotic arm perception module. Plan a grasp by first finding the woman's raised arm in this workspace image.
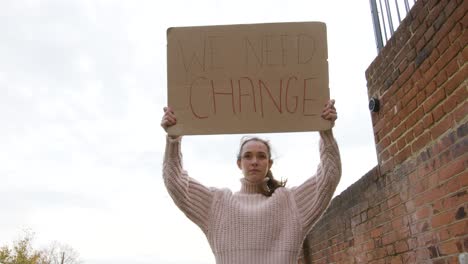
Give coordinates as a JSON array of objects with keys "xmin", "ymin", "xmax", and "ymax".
[
  {"xmin": 161, "ymin": 107, "xmax": 215, "ymax": 234},
  {"xmin": 291, "ymin": 100, "xmax": 342, "ymax": 233}
]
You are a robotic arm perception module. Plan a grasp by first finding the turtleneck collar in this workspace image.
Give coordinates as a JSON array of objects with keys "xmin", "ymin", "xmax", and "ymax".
[{"xmin": 240, "ymin": 178, "xmax": 269, "ymax": 194}]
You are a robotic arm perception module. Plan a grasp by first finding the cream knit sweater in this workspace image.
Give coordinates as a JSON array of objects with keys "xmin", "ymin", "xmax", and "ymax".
[{"xmin": 163, "ymin": 130, "xmax": 341, "ymax": 264}]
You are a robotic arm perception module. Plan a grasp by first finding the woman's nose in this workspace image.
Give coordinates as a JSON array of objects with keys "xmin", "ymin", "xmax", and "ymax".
[{"xmin": 249, "ymin": 157, "xmax": 256, "ymax": 163}]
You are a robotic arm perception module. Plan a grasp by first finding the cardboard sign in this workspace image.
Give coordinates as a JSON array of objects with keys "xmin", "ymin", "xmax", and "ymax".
[{"xmin": 167, "ymin": 22, "xmax": 330, "ymax": 136}]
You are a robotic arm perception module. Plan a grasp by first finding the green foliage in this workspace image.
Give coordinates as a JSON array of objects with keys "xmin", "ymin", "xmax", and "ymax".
[
  {"xmin": 0, "ymin": 231, "xmax": 81, "ymax": 264},
  {"xmin": 0, "ymin": 232, "xmax": 42, "ymax": 264}
]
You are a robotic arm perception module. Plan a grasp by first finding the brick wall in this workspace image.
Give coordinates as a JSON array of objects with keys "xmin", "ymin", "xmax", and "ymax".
[{"xmin": 302, "ymin": 0, "xmax": 467, "ymax": 263}]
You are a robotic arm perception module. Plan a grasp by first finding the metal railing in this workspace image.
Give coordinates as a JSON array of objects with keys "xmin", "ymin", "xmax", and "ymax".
[{"xmin": 370, "ymin": 0, "xmax": 417, "ymax": 52}]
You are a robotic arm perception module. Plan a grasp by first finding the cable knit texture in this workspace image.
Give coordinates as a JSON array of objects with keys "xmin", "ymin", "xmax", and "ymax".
[{"xmin": 163, "ymin": 130, "xmax": 341, "ymax": 264}]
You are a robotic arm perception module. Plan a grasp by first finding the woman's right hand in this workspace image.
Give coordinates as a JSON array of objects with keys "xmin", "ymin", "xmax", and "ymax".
[{"xmin": 161, "ymin": 106, "xmax": 177, "ymax": 133}]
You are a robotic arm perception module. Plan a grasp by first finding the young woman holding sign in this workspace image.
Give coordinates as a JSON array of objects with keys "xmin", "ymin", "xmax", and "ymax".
[{"xmin": 161, "ymin": 100, "xmax": 340, "ymax": 264}]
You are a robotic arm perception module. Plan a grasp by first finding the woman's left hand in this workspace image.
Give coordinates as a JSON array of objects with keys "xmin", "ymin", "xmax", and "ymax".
[{"xmin": 321, "ymin": 99, "xmax": 337, "ymax": 127}]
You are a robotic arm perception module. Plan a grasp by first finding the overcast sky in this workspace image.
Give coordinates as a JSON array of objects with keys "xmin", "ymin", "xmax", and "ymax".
[{"xmin": 1, "ymin": 0, "xmax": 378, "ymax": 263}]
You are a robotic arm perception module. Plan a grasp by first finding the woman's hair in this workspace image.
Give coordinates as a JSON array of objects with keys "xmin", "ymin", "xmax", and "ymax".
[{"xmin": 237, "ymin": 136, "xmax": 287, "ymax": 196}]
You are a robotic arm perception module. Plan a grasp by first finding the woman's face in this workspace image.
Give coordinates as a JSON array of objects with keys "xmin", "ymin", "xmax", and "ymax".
[{"xmin": 237, "ymin": 140, "xmax": 273, "ymax": 183}]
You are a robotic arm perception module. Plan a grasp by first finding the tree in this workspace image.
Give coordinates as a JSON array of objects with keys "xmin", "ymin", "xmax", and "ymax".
[
  {"xmin": 0, "ymin": 231, "xmax": 42, "ymax": 264},
  {"xmin": 39, "ymin": 242, "xmax": 81, "ymax": 264},
  {"xmin": 0, "ymin": 231, "xmax": 81, "ymax": 264}
]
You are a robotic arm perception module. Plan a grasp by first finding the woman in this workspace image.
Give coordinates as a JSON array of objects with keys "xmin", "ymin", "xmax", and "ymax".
[{"xmin": 161, "ymin": 100, "xmax": 341, "ymax": 264}]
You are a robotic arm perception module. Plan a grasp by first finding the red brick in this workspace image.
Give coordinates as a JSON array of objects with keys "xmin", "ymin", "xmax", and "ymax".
[
  {"xmin": 423, "ymin": 114, "xmax": 434, "ymax": 129},
  {"xmin": 381, "ymin": 158, "xmax": 395, "ymax": 174},
  {"xmin": 396, "ymin": 146, "xmax": 412, "ymax": 164},
  {"xmin": 408, "ymin": 170, "xmax": 420, "ymax": 185},
  {"xmin": 448, "ymin": 22, "xmax": 463, "ymax": 43},
  {"xmin": 392, "ymin": 216, "xmax": 409, "ymax": 231},
  {"xmin": 438, "ymin": 157, "xmax": 465, "ymax": 182},
  {"xmin": 390, "ymin": 124, "xmax": 406, "ymax": 142},
  {"xmin": 428, "ymin": 170, "xmax": 440, "ymax": 188},
  {"xmin": 434, "ymin": 13, "xmax": 456, "ymax": 45},
  {"xmin": 389, "ymin": 143, "xmax": 398, "ymax": 156},
  {"xmin": 410, "ymin": 0, "xmax": 426, "ymax": 28},
  {"xmin": 424, "ymin": 73, "xmax": 438, "ymax": 92},
  {"xmin": 453, "ymin": 100, "xmax": 468, "ymax": 122},
  {"xmin": 410, "ymin": 179, "xmax": 429, "ymax": 197},
  {"xmin": 404, "ymin": 98, "xmax": 418, "ymax": 117},
  {"xmin": 415, "ymin": 247, "xmax": 431, "ymax": 260},
  {"xmin": 438, "ymin": 220, "xmax": 468, "ymax": 241},
  {"xmin": 412, "ymin": 64, "xmax": 422, "ymax": 80},
  {"xmin": 416, "ymin": 33, "xmax": 429, "ymax": 52},
  {"xmin": 422, "ymin": 153, "xmax": 443, "ymax": 174},
  {"xmin": 392, "ymin": 114, "xmax": 402, "ymax": 129},
  {"xmin": 438, "ymin": 39, "xmax": 461, "ymax": 65},
  {"xmin": 432, "ymin": 209, "xmax": 456, "ymax": 228},
  {"xmin": 392, "ymin": 204, "xmax": 407, "ymax": 218},
  {"xmin": 390, "ymin": 256, "xmax": 403, "ymax": 264},
  {"xmin": 432, "ymin": 103, "xmax": 446, "ymax": 122},
  {"xmin": 455, "ymin": 47, "xmax": 465, "ymax": 68},
  {"xmin": 371, "ymin": 226, "xmax": 384, "ymax": 238},
  {"xmin": 445, "ymin": 55, "xmax": 460, "ymax": 78},
  {"xmin": 429, "ymin": 46, "xmax": 441, "ymax": 66},
  {"xmin": 412, "ymin": 132, "xmax": 432, "ymax": 153},
  {"xmin": 382, "ymin": 122, "xmax": 394, "ymax": 139},
  {"xmin": 401, "ymin": 250, "xmax": 416, "ymax": 264},
  {"xmin": 413, "ymin": 206, "xmax": 432, "ymax": 221},
  {"xmin": 414, "ymin": 22, "xmax": 429, "ymax": 50},
  {"xmin": 386, "ymin": 244, "xmax": 395, "ymax": 256},
  {"xmin": 435, "ymin": 69, "xmax": 448, "ymax": 87},
  {"xmin": 444, "ymin": 175, "xmax": 462, "ymax": 199},
  {"xmin": 444, "ymin": 63, "xmax": 467, "ymax": 95},
  {"xmin": 444, "ymin": 0, "xmax": 458, "ymax": 17},
  {"xmin": 348, "ymin": 1, "xmax": 468, "ymax": 262},
  {"xmin": 416, "ymin": 88, "xmax": 427, "ymax": 105},
  {"xmin": 463, "ymin": 45, "xmax": 468, "ymax": 63},
  {"xmin": 425, "ymin": 2, "xmax": 444, "ymax": 27},
  {"xmin": 443, "ymin": 189, "xmax": 468, "ymax": 210},
  {"xmin": 378, "ymin": 136, "xmax": 391, "ymax": 152},
  {"xmin": 402, "ymin": 84, "xmax": 418, "ymax": 106},
  {"xmin": 397, "ymin": 49, "xmax": 411, "ymax": 74},
  {"xmin": 397, "ymin": 136, "xmax": 407, "ymax": 151},
  {"xmin": 434, "ymin": 137, "xmax": 455, "ymax": 160},
  {"xmin": 426, "ymin": 0, "xmax": 442, "ymax": 10},
  {"xmin": 416, "ymin": 230, "xmax": 438, "ymax": 247},
  {"xmin": 425, "ymin": 23, "xmax": 436, "ymax": 41},
  {"xmin": 431, "ymin": 115, "xmax": 454, "ymax": 139},
  {"xmin": 375, "ymin": 118, "xmax": 386, "ymax": 133},
  {"xmin": 398, "ymin": 63, "xmax": 416, "ymax": 87},
  {"xmin": 451, "ymin": 83, "xmax": 467, "ymax": 105},
  {"xmin": 413, "ymin": 121, "xmax": 425, "ymax": 136},
  {"xmin": 405, "ymin": 129, "xmax": 415, "ymax": 144},
  {"xmin": 395, "ymin": 240, "xmax": 409, "ymax": 253},
  {"xmin": 375, "ymin": 247, "xmax": 387, "ymax": 259},
  {"xmin": 381, "ymin": 149, "xmax": 390, "ymax": 162},
  {"xmin": 435, "ymin": 40, "xmax": 462, "ymax": 72},
  {"xmin": 442, "ymin": 88, "xmax": 463, "ymax": 115},
  {"xmin": 388, "ymin": 195, "xmax": 401, "ymax": 208},
  {"xmin": 436, "ymin": 33, "xmax": 451, "ymax": 54},
  {"xmin": 423, "ymin": 87, "xmax": 446, "ymax": 113},
  {"xmin": 419, "ymin": 55, "xmax": 432, "ymax": 73},
  {"xmin": 458, "ymin": 169, "xmax": 468, "ymax": 187},
  {"xmin": 440, "ymin": 240, "xmax": 461, "ymax": 255},
  {"xmin": 408, "ymin": 106, "xmax": 425, "ymax": 127},
  {"xmin": 382, "ymin": 232, "xmax": 397, "ymax": 246}
]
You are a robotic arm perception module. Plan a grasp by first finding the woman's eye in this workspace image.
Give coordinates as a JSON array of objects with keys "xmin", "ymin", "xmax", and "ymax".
[{"xmin": 243, "ymin": 153, "xmax": 252, "ymax": 159}]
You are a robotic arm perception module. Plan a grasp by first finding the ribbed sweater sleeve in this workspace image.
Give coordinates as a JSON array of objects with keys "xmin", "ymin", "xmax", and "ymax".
[
  {"xmin": 292, "ymin": 129, "xmax": 342, "ymax": 234},
  {"xmin": 163, "ymin": 136, "xmax": 215, "ymax": 234}
]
